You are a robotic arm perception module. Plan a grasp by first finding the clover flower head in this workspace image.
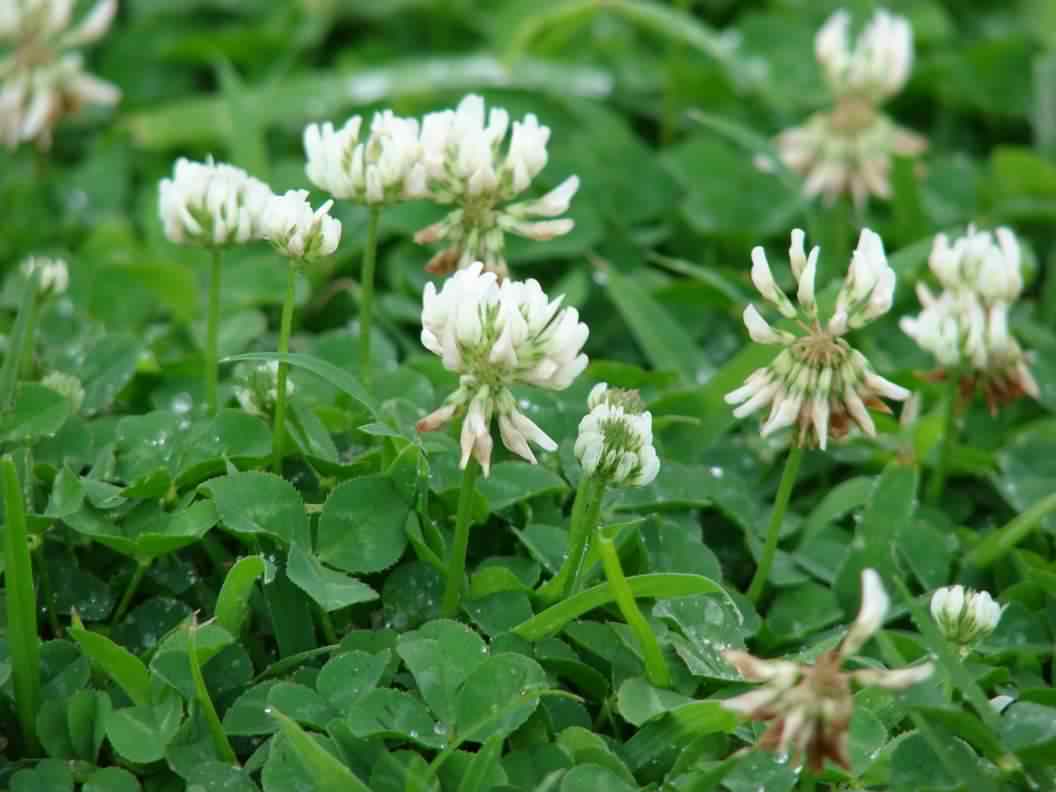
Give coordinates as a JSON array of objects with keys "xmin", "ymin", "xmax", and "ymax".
[
  {"xmin": 260, "ymin": 189, "xmax": 342, "ymax": 260},
  {"xmin": 303, "ymin": 110, "xmax": 426, "ymax": 206},
  {"xmin": 0, "ymin": 0, "xmax": 119, "ymax": 149},
  {"xmin": 815, "ymin": 8, "xmax": 913, "ymax": 105},
  {"xmin": 416, "ymin": 261, "xmax": 589, "ymax": 475},
  {"xmin": 929, "ymin": 226, "xmax": 1022, "ymax": 303},
  {"xmin": 725, "ymin": 229, "xmax": 910, "ymax": 449},
  {"xmin": 234, "ymin": 361, "xmax": 294, "ymax": 417},
  {"xmin": 931, "ymin": 585, "xmax": 1002, "ymax": 647},
  {"xmin": 413, "ymin": 94, "xmax": 578, "ymax": 278},
  {"xmin": 158, "ymin": 158, "xmax": 272, "ymax": 247},
  {"xmin": 42, "ymin": 370, "xmax": 84, "ymax": 412},
  {"xmin": 20, "ymin": 255, "xmax": 68, "ymax": 297},
  {"xmin": 574, "ymin": 383, "xmax": 660, "ymax": 487},
  {"xmin": 721, "ymin": 569, "xmax": 933, "ymax": 771}
]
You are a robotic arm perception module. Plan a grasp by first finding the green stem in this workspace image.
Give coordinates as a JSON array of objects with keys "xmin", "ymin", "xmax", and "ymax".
[
  {"xmin": 536, "ymin": 475, "xmax": 605, "ymax": 605},
  {"xmin": 798, "ymin": 770, "xmax": 816, "ymax": 792},
  {"xmin": 597, "ymin": 525, "xmax": 671, "ymax": 688},
  {"xmin": 112, "ymin": 560, "xmax": 150, "ymax": 626},
  {"xmin": 441, "ymin": 458, "xmax": 480, "ymax": 618},
  {"xmin": 18, "ymin": 296, "xmax": 39, "ymax": 380},
  {"xmin": 0, "ymin": 278, "xmax": 39, "ymax": 411},
  {"xmin": 928, "ymin": 374, "xmax": 960, "ymax": 504},
  {"xmin": 969, "ymin": 491, "xmax": 1056, "ymax": 568},
  {"xmin": 272, "ymin": 265, "xmax": 298, "ymax": 475},
  {"xmin": 746, "ymin": 444, "xmax": 804, "ymax": 603},
  {"xmin": 2, "ymin": 457, "xmax": 42, "ymax": 755},
  {"xmin": 359, "ymin": 206, "xmax": 382, "ymax": 381},
  {"xmin": 206, "ymin": 249, "xmax": 223, "ymax": 415},
  {"xmin": 317, "ymin": 606, "xmax": 338, "ymax": 645},
  {"xmin": 188, "ymin": 619, "xmax": 239, "ymax": 765}
]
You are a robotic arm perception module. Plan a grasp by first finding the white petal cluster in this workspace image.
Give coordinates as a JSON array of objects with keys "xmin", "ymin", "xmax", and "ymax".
[
  {"xmin": 158, "ymin": 158, "xmax": 272, "ymax": 247},
  {"xmin": 722, "ymin": 569, "xmax": 933, "ymax": 770},
  {"xmin": 815, "ymin": 9, "xmax": 913, "ymax": 104},
  {"xmin": 20, "ymin": 255, "xmax": 69, "ymax": 296},
  {"xmin": 0, "ymin": 0, "xmax": 120, "ymax": 149},
  {"xmin": 303, "ymin": 110, "xmax": 426, "ymax": 206},
  {"xmin": 726, "ymin": 229, "xmax": 910, "ymax": 449},
  {"xmin": 416, "ymin": 261, "xmax": 589, "ymax": 475},
  {"xmin": 42, "ymin": 370, "xmax": 84, "ymax": 412},
  {"xmin": 574, "ymin": 384, "xmax": 660, "ymax": 487},
  {"xmin": 234, "ymin": 361, "xmax": 295, "ymax": 417},
  {"xmin": 259, "ymin": 189, "xmax": 342, "ymax": 260},
  {"xmin": 901, "ymin": 227, "xmax": 1039, "ymax": 411},
  {"xmin": 774, "ymin": 9, "xmax": 924, "ymax": 208},
  {"xmin": 413, "ymin": 94, "xmax": 578, "ymax": 277},
  {"xmin": 930, "ymin": 585, "xmax": 1002, "ymax": 647}
]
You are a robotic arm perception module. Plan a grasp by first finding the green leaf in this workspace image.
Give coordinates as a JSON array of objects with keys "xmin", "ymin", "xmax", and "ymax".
[
  {"xmin": 513, "ymin": 573, "xmax": 732, "ymax": 641},
  {"xmin": 316, "ymin": 650, "xmax": 389, "ymax": 711},
  {"xmin": 71, "ymin": 617, "xmax": 151, "ymax": 705},
  {"xmin": 10, "ymin": 759, "xmax": 74, "ymax": 792},
  {"xmin": 270, "ymin": 709, "xmax": 373, "ymax": 792},
  {"xmin": 560, "ymin": 764, "xmax": 637, "ymax": 792},
  {"xmin": 317, "ymin": 476, "xmax": 409, "ymax": 575},
  {"xmin": 214, "ymin": 554, "xmax": 267, "ymax": 636},
  {"xmin": 476, "ymin": 461, "xmax": 569, "ymax": 512},
  {"xmin": 83, "ymin": 767, "xmax": 141, "ymax": 792},
  {"xmin": 396, "ymin": 619, "xmax": 489, "ymax": 724},
  {"xmin": 343, "ymin": 688, "xmax": 444, "ymax": 748},
  {"xmin": 999, "ymin": 702, "xmax": 1056, "ymax": 762},
  {"xmin": 287, "ymin": 543, "xmax": 379, "ymax": 612},
  {"xmin": 66, "ymin": 689, "xmax": 111, "ymax": 763},
  {"xmin": 890, "ymin": 732, "xmax": 982, "ymax": 792},
  {"xmin": 456, "ymin": 734, "xmax": 505, "ymax": 792},
  {"xmin": 655, "ymin": 594, "xmax": 746, "ymax": 681},
  {"xmin": 225, "ymin": 351, "xmax": 378, "ymax": 417},
  {"xmin": 616, "ymin": 677, "xmax": 694, "ymax": 727},
  {"xmin": 104, "ymin": 695, "xmax": 183, "ymax": 764},
  {"xmin": 202, "ymin": 471, "xmax": 308, "ymax": 545},
  {"xmin": 454, "ymin": 653, "xmax": 547, "ymax": 743},
  {"xmin": 622, "ymin": 701, "xmax": 738, "ymax": 771},
  {"xmin": 0, "ymin": 383, "xmax": 71, "ymax": 444},
  {"xmin": 606, "ymin": 270, "xmax": 701, "ymax": 384},
  {"xmin": 79, "ymin": 334, "xmax": 143, "ymax": 413}
]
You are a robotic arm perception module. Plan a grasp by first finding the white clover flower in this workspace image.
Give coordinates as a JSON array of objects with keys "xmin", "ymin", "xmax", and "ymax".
[
  {"xmin": 42, "ymin": 370, "xmax": 84, "ymax": 412},
  {"xmin": 721, "ymin": 569, "xmax": 933, "ymax": 771},
  {"xmin": 259, "ymin": 189, "xmax": 342, "ymax": 260},
  {"xmin": 158, "ymin": 158, "xmax": 272, "ymax": 247},
  {"xmin": 0, "ymin": 0, "xmax": 119, "ymax": 149},
  {"xmin": 726, "ymin": 229, "xmax": 910, "ymax": 449},
  {"xmin": 413, "ymin": 94, "xmax": 579, "ymax": 278},
  {"xmin": 234, "ymin": 361, "xmax": 294, "ymax": 417},
  {"xmin": 816, "ymin": 9, "xmax": 913, "ymax": 105},
  {"xmin": 902, "ymin": 227, "xmax": 1039, "ymax": 413},
  {"xmin": 20, "ymin": 255, "xmax": 68, "ymax": 296},
  {"xmin": 416, "ymin": 261, "xmax": 589, "ymax": 475},
  {"xmin": 931, "ymin": 585, "xmax": 1003, "ymax": 647},
  {"xmin": 776, "ymin": 110, "xmax": 926, "ymax": 209},
  {"xmin": 574, "ymin": 384, "xmax": 660, "ymax": 487},
  {"xmin": 303, "ymin": 110, "xmax": 426, "ymax": 206}
]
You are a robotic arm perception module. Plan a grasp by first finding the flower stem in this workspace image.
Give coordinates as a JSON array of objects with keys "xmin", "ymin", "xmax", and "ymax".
[
  {"xmin": 206, "ymin": 249, "xmax": 223, "ymax": 415},
  {"xmin": 747, "ymin": 444, "xmax": 804, "ymax": 604},
  {"xmin": 928, "ymin": 374, "xmax": 961, "ymax": 504},
  {"xmin": 188, "ymin": 618, "xmax": 239, "ymax": 765},
  {"xmin": 968, "ymin": 491, "xmax": 1056, "ymax": 568},
  {"xmin": 359, "ymin": 206, "xmax": 382, "ymax": 382},
  {"xmin": 596, "ymin": 526, "xmax": 671, "ymax": 688},
  {"xmin": 112, "ymin": 560, "xmax": 150, "ymax": 626},
  {"xmin": 441, "ymin": 458, "xmax": 480, "ymax": 618},
  {"xmin": 273, "ymin": 265, "xmax": 298, "ymax": 475},
  {"xmin": 0, "ymin": 277, "xmax": 39, "ymax": 412},
  {"xmin": 536, "ymin": 474, "xmax": 605, "ymax": 605},
  {"xmin": 2, "ymin": 456, "xmax": 42, "ymax": 755}
]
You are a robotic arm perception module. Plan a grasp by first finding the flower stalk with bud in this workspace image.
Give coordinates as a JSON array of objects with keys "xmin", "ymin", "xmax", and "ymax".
[
  {"xmin": 721, "ymin": 569, "xmax": 933, "ymax": 770},
  {"xmin": 931, "ymin": 585, "xmax": 1002, "ymax": 653},
  {"xmin": 304, "ymin": 110, "xmax": 424, "ymax": 377},
  {"xmin": 259, "ymin": 189, "xmax": 342, "ymax": 473},
  {"xmin": 726, "ymin": 228, "xmax": 909, "ymax": 602},
  {"xmin": 416, "ymin": 262, "xmax": 588, "ymax": 616}
]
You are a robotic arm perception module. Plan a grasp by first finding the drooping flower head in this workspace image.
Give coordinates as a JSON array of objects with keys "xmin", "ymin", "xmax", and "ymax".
[
  {"xmin": 930, "ymin": 585, "xmax": 1002, "ymax": 648},
  {"xmin": 0, "ymin": 0, "xmax": 120, "ymax": 149},
  {"xmin": 774, "ymin": 9, "xmax": 924, "ymax": 208},
  {"xmin": 575, "ymin": 384, "xmax": 659, "ymax": 487},
  {"xmin": 259, "ymin": 189, "xmax": 342, "ymax": 261},
  {"xmin": 413, "ymin": 94, "xmax": 579, "ymax": 278},
  {"xmin": 303, "ymin": 110, "xmax": 426, "ymax": 206},
  {"xmin": 726, "ymin": 228, "xmax": 910, "ymax": 449},
  {"xmin": 416, "ymin": 261, "xmax": 588, "ymax": 475},
  {"xmin": 234, "ymin": 361, "xmax": 295, "ymax": 418},
  {"xmin": 721, "ymin": 569, "xmax": 933, "ymax": 770},
  {"xmin": 20, "ymin": 255, "xmax": 68, "ymax": 297},
  {"xmin": 901, "ymin": 226, "xmax": 1038, "ymax": 413},
  {"xmin": 158, "ymin": 158, "xmax": 272, "ymax": 247}
]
